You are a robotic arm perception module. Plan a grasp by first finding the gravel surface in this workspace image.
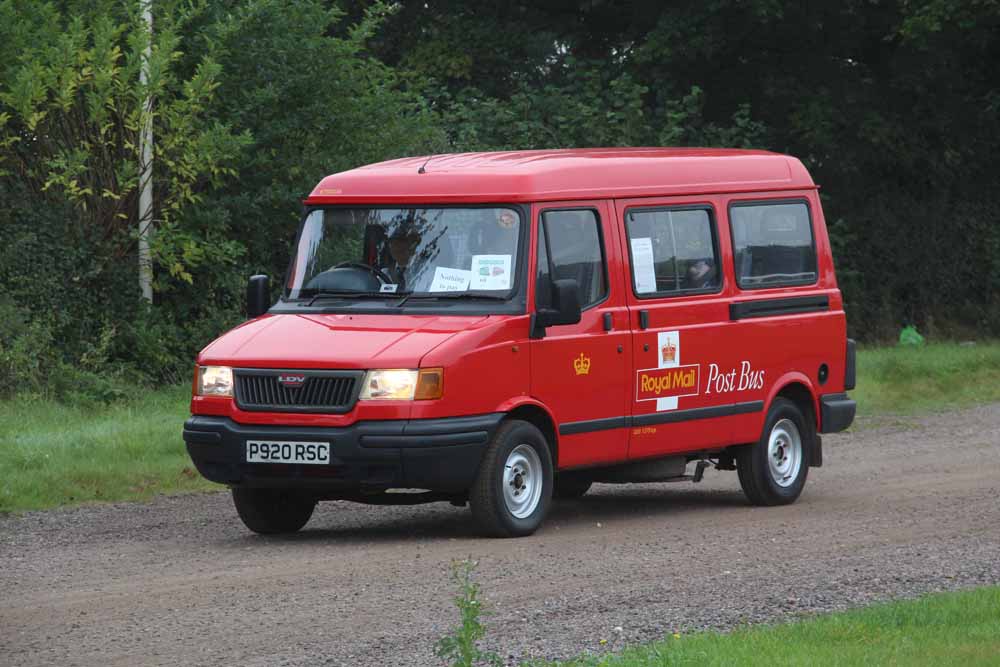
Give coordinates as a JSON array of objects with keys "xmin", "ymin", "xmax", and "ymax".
[{"xmin": 2, "ymin": 404, "xmax": 999, "ymax": 666}]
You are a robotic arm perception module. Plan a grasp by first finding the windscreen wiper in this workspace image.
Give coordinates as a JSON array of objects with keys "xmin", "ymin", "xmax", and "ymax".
[
  {"xmin": 395, "ymin": 292, "xmax": 509, "ymax": 306},
  {"xmin": 305, "ymin": 291, "xmax": 407, "ymax": 307}
]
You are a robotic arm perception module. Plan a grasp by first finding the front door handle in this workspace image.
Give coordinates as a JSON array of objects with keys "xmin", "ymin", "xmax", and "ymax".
[
  {"xmin": 639, "ymin": 310, "xmax": 649, "ymax": 330},
  {"xmin": 603, "ymin": 312, "xmax": 613, "ymax": 331}
]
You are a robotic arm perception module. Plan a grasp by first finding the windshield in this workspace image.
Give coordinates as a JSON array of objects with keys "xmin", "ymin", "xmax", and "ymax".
[{"xmin": 286, "ymin": 208, "xmax": 523, "ymax": 300}]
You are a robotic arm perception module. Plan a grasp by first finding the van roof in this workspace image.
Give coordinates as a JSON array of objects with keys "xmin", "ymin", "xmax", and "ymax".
[{"xmin": 306, "ymin": 148, "xmax": 815, "ymax": 205}]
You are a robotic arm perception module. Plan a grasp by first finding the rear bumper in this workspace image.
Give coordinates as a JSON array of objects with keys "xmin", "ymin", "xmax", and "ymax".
[
  {"xmin": 819, "ymin": 393, "xmax": 856, "ymax": 433},
  {"xmin": 183, "ymin": 413, "xmax": 502, "ymax": 493}
]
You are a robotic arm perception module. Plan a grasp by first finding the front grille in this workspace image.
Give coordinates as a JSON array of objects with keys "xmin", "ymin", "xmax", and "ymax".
[{"xmin": 234, "ymin": 369, "xmax": 364, "ymax": 413}]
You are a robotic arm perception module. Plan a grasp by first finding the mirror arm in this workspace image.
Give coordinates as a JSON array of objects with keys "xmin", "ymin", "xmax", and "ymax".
[{"xmin": 530, "ymin": 311, "xmax": 551, "ymax": 339}]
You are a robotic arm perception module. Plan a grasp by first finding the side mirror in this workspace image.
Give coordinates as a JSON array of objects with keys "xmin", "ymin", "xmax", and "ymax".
[
  {"xmin": 246, "ymin": 274, "xmax": 270, "ymax": 319},
  {"xmin": 532, "ymin": 278, "xmax": 581, "ymax": 337}
]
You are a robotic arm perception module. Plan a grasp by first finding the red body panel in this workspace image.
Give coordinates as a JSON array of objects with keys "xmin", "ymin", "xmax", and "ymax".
[
  {"xmin": 198, "ymin": 313, "xmax": 487, "ymax": 369},
  {"xmin": 193, "ymin": 149, "xmax": 850, "ymax": 472},
  {"xmin": 305, "ymin": 148, "xmax": 814, "ymax": 205}
]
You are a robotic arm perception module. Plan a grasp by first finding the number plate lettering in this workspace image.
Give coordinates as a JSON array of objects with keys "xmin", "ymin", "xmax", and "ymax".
[{"xmin": 246, "ymin": 441, "xmax": 330, "ymax": 465}]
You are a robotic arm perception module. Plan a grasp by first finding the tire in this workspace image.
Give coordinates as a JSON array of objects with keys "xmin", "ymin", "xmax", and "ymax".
[
  {"xmin": 232, "ymin": 487, "xmax": 316, "ymax": 535},
  {"xmin": 553, "ymin": 474, "xmax": 592, "ymax": 499},
  {"xmin": 469, "ymin": 420, "xmax": 553, "ymax": 537},
  {"xmin": 737, "ymin": 398, "xmax": 812, "ymax": 506}
]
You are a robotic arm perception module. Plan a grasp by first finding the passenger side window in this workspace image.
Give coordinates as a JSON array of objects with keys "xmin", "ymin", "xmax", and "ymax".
[
  {"xmin": 536, "ymin": 209, "xmax": 608, "ymax": 310},
  {"xmin": 730, "ymin": 201, "xmax": 817, "ymax": 288},
  {"xmin": 625, "ymin": 207, "xmax": 720, "ymax": 296}
]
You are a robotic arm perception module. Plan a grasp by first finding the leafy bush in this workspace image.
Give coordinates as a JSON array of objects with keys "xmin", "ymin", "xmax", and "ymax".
[{"xmin": 0, "ymin": 297, "xmax": 132, "ymax": 404}]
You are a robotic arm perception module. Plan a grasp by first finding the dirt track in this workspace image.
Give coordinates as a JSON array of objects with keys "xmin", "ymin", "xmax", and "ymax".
[{"xmin": 2, "ymin": 405, "xmax": 1000, "ymax": 666}]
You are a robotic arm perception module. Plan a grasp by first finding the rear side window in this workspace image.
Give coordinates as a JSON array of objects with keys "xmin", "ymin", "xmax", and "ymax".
[
  {"xmin": 625, "ymin": 207, "xmax": 720, "ymax": 296},
  {"xmin": 536, "ymin": 209, "xmax": 608, "ymax": 310},
  {"xmin": 730, "ymin": 201, "xmax": 817, "ymax": 288}
]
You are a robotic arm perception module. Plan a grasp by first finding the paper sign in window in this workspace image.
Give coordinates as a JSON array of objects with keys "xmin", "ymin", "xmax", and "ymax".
[
  {"xmin": 470, "ymin": 255, "xmax": 512, "ymax": 290},
  {"xmin": 630, "ymin": 237, "xmax": 657, "ymax": 294},
  {"xmin": 429, "ymin": 267, "xmax": 472, "ymax": 292}
]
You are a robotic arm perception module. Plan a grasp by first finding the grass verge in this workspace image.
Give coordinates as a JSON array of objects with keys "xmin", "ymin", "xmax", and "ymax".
[
  {"xmin": 853, "ymin": 341, "xmax": 1000, "ymax": 416},
  {"xmin": 0, "ymin": 385, "xmax": 218, "ymax": 513},
  {"xmin": 541, "ymin": 586, "xmax": 1000, "ymax": 666}
]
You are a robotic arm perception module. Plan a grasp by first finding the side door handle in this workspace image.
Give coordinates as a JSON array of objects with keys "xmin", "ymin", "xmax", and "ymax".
[{"xmin": 639, "ymin": 309, "xmax": 649, "ymax": 330}]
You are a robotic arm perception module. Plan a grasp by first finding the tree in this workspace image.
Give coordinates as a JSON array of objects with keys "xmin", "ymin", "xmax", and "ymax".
[
  {"xmin": 358, "ymin": 0, "xmax": 1000, "ymax": 338},
  {"xmin": 197, "ymin": 0, "xmax": 445, "ymax": 281},
  {"xmin": 0, "ymin": 0, "xmax": 249, "ymax": 293}
]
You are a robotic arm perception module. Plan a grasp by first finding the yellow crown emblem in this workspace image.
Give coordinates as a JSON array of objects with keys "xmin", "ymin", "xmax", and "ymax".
[
  {"xmin": 661, "ymin": 340, "xmax": 677, "ymax": 364},
  {"xmin": 573, "ymin": 353, "xmax": 591, "ymax": 375}
]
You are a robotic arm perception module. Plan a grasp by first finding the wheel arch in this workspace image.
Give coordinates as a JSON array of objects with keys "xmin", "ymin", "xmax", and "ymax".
[
  {"xmin": 501, "ymin": 400, "xmax": 559, "ymax": 468},
  {"xmin": 767, "ymin": 373, "xmax": 819, "ymax": 430}
]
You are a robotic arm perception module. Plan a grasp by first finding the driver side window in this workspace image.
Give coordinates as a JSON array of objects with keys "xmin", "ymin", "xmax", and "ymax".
[{"xmin": 536, "ymin": 209, "xmax": 608, "ymax": 310}]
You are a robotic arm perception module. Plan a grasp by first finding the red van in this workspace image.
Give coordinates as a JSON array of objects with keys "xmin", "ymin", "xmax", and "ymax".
[{"xmin": 184, "ymin": 148, "xmax": 856, "ymax": 537}]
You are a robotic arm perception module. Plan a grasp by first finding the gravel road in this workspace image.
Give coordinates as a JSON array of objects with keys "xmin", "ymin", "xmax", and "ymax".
[{"xmin": 2, "ymin": 404, "xmax": 999, "ymax": 666}]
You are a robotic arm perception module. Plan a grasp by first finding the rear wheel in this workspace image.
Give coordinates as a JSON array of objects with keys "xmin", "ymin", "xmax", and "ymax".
[
  {"xmin": 470, "ymin": 420, "xmax": 553, "ymax": 537},
  {"xmin": 737, "ymin": 398, "xmax": 812, "ymax": 506},
  {"xmin": 232, "ymin": 488, "xmax": 316, "ymax": 534}
]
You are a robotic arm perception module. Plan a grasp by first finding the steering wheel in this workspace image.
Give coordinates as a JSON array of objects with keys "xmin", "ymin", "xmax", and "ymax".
[{"xmin": 334, "ymin": 261, "xmax": 394, "ymax": 285}]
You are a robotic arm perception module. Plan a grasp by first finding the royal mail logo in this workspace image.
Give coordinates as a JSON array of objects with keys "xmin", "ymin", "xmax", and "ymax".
[
  {"xmin": 278, "ymin": 373, "xmax": 306, "ymax": 388},
  {"xmin": 636, "ymin": 330, "xmax": 700, "ymax": 411},
  {"xmin": 573, "ymin": 353, "xmax": 591, "ymax": 376},
  {"xmin": 636, "ymin": 364, "xmax": 700, "ymax": 402},
  {"xmin": 661, "ymin": 340, "xmax": 677, "ymax": 364}
]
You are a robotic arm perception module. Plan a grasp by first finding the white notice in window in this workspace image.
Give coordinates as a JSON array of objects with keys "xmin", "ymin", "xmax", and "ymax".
[
  {"xmin": 630, "ymin": 237, "xmax": 657, "ymax": 293},
  {"xmin": 429, "ymin": 267, "xmax": 472, "ymax": 292},
  {"xmin": 470, "ymin": 255, "xmax": 512, "ymax": 290}
]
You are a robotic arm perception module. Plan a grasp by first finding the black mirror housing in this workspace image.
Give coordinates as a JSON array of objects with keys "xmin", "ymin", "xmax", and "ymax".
[
  {"xmin": 246, "ymin": 274, "xmax": 270, "ymax": 319},
  {"xmin": 532, "ymin": 278, "xmax": 581, "ymax": 337},
  {"xmin": 550, "ymin": 279, "xmax": 582, "ymax": 325}
]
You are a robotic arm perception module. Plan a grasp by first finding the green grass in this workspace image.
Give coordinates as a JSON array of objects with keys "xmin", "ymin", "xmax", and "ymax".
[
  {"xmin": 544, "ymin": 587, "xmax": 1000, "ymax": 666},
  {"xmin": 853, "ymin": 341, "xmax": 1000, "ymax": 416},
  {"xmin": 1, "ymin": 341, "xmax": 999, "ymax": 513},
  {"xmin": 0, "ymin": 385, "xmax": 218, "ymax": 512}
]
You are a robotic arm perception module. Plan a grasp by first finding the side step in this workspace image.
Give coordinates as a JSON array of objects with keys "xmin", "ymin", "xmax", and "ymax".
[
  {"xmin": 591, "ymin": 456, "xmax": 699, "ymax": 484},
  {"xmin": 320, "ymin": 490, "xmax": 464, "ymax": 505}
]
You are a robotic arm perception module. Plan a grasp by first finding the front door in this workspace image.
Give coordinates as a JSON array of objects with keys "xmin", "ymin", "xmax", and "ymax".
[{"xmin": 529, "ymin": 201, "xmax": 631, "ymax": 468}]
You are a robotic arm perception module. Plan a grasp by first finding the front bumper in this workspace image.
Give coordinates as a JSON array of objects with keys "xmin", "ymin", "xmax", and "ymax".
[
  {"xmin": 183, "ymin": 413, "xmax": 503, "ymax": 493},
  {"xmin": 819, "ymin": 393, "xmax": 856, "ymax": 433}
]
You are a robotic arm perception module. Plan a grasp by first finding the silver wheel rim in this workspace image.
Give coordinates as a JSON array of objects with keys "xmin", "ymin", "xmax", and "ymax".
[
  {"xmin": 767, "ymin": 418, "xmax": 802, "ymax": 488},
  {"xmin": 503, "ymin": 444, "xmax": 544, "ymax": 519}
]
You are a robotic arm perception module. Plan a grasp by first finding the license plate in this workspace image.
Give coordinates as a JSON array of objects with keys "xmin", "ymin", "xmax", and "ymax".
[{"xmin": 246, "ymin": 441, "xmax": 330, "ymax": 465}]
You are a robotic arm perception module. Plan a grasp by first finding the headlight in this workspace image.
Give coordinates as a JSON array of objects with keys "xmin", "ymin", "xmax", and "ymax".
[
  {"xmin": 360, "ymin": 368, "xmax": 443, "ymax": 401},
  {"xmin": 197, "ymin": 366, "xmax": 233, "ymax": 397}
]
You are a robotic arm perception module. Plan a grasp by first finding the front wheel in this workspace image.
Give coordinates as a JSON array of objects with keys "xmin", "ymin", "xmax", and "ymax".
[
  {"xmin": 469, "ymin": 420, "xmax": 553, "ymax": 537},
  {"xmin": 232, "ymin": 488, "xmax": 316, "ymax": 534},
  {"xmin": 737, "ymin": 398, "xmax": 812, "ymax": 506}
]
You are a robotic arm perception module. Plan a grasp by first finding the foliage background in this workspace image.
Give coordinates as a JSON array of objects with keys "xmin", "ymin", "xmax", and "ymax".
[{"xmin": 1, "ymin": 0, "xmax": 998, "ymax": 400}]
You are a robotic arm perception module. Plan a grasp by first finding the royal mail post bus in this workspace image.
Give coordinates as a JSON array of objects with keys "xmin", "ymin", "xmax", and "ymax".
[{"xmin": 183, "ymin": 148, "xmax": 856, "ymax": 537}]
